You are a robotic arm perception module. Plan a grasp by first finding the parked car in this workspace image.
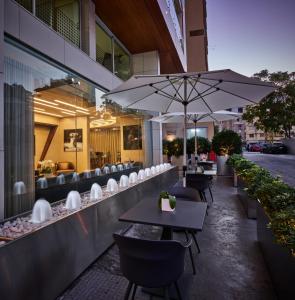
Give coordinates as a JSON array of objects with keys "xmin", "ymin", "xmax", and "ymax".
[
  {"xmin": 262, "ymin": 143, "xmax": 288, "ymax": 154},
  {"xmin": 249, "ymin": 143, "xmax": 262, "ymax": 152},
  {"xmin": 246, "ymin": 142, "xmax": 257, "ymax": 151},
  {"xmin": 259, "ymin": 142, "xmax": 271, "ymax": 152}
]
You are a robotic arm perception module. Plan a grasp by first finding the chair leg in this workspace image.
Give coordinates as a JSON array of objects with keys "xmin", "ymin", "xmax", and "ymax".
[
  {"xmin": 124, "ymin": 281, "xmax": 133, "ymax": 300},
  {"xmin": 174, "ymin": 281, "xmax": 182, "ymax": 300},
  {"xmin": 209, "ymin": 187, "xmax": 214, "ymax": 203},
  {"xmin": 185, "ymin": 230, "xmax": 196, "ymax": 275},
  {"xmin": 191, "ymin": 231, "xmax": 201, "ymax": 253},
  {"xmin": 131, "ymin": 284, "xmax": 137, "ymax": 300},
  {"xmin": 164, "ymin": 287, "xmax": 170, "ymax": 300}
]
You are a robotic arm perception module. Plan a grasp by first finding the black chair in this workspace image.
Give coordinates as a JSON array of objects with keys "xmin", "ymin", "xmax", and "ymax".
[
  {"xmin": 186, "ymin": 173, "xmax": 214, "ymax": 203},
  {"xmin": 113, "ymin": 233, "xmax": 191, "ymax": 300},
  {"xmin": 168, "ymin": 186, "xmax": 202, "ymax": 257}
]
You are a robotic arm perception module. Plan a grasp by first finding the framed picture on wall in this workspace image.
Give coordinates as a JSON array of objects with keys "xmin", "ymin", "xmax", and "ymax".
[
  {"xmin": 123, "ymin": 125, "xmax": 142, "ymax": 150},
  {"xmin": 64, "ymin": 129, "xmax": 83, "ymax": 152}
]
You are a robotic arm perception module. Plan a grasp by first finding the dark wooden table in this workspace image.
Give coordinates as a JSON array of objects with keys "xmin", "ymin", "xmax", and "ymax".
[
  {"xmin": 119, "ymin": 198, "xmax": 207, "ymax": 234},
  {"xmin": 119, "ymin": 199, "xmax": 207, "ymax": 299}
]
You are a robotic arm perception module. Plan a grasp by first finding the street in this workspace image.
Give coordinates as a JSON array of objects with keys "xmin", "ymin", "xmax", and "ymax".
[{"xmin": 244, "ymin": 152, "xmax": 295, "ymax": 187}]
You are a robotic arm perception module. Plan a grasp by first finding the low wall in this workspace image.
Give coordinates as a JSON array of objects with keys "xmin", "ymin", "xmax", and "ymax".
[{"xmin": 0, "ymin": 167, "xmax": 178, "ymax": 300}]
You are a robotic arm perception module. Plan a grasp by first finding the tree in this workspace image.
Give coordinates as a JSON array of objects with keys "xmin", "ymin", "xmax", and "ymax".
[{"xmin": 243, "ymin": 70, "xmax": 295, "ymax": 139}]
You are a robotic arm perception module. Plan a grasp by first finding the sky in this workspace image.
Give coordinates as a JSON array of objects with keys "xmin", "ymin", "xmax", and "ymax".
[{"xmin": 206, "ymin": 0, "xmax": 295, "ymax": 76}]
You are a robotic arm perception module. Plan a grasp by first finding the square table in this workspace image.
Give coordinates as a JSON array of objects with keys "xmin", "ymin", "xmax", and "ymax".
[
  {"xmin": 119, "ymin": 199, "xmax": 207, "ymax": 237},
  {"xmin": 119, "ymin": 199, "xmax": 207, "ymax": 299}
]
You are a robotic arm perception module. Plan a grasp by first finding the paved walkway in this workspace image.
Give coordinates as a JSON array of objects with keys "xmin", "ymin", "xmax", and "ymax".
[
  {"xmin": 57, "ymin": 177, "xmax": 275, "ymax": 300},
  {"xmin": 244, "ymin": 152, "xmax": 295, "ymax": 187}
]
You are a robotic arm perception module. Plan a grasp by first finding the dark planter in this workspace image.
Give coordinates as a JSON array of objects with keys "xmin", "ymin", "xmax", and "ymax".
[
  {"xmin": 237, "ymin": 176, "xmax": 257, "ymax": 219},
  {"xmin": 233, "ymin": 170, "xmax": 238, "ymax": 187},
  {"xmin": 217, "ymin": 155, "xmax": 233, "ymax": 176},
  {"xmin": 257, "ymin": 202, "xmax": 295, "ymax": 299}
]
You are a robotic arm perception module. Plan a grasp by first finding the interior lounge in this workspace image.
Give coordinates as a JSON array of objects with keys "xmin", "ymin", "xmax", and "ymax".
[{"xmin": 4, "ymin": 41, "xmax": 148, "ymax": 218}]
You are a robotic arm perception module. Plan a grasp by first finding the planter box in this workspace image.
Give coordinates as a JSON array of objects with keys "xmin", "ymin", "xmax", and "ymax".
[
  {"xmin": 233, "ymin": 170, "xmax": 238, "ymax": 187},
  {"xmin": 217, "ymin": 156, "xmax": 233, "ymax": 176},
  {"xmin": 0, "ymin": 168, "xmax": 178, "ymax": 300},
  {"xmin": 237, "ymin": 177, "xmax": 257, "ymax": 219},
  {"xmin": 257, "ymin": 203, "xmax": 295, "ymax": 299}
]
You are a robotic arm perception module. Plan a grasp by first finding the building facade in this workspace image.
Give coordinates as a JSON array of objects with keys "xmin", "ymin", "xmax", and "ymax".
[{"xmin": 0, "ymin": 0, "xmax": 208, "ymax": 220}]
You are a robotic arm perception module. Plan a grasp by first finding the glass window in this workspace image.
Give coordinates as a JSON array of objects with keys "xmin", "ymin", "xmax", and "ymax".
[
  {"xmin": 3, "ymin": 41, "xmax": 145, "ymax": 219},
  {"xmin": 187, "ymin": 127, "xmax": 208, "ymax": 139},
  {"xmin": 114, "ymin": 41, "xmax": 131, "ymax": 81},
  {"xmin": 14, "ymin": 0, "xmax": 81, "ymax": 47},
  {"xmin": 96, "ymin": 24, "xmax": 113, "ymax": 72},
  {"xmin": 15, "ymin": 0, "xmax": 33, "ymax": 12}
]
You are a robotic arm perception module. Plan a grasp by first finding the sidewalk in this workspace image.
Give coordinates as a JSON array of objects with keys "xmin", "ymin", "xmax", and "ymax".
[{"xmin": 57, "ymin": 177, "xmax": 275, "ymax": 300}]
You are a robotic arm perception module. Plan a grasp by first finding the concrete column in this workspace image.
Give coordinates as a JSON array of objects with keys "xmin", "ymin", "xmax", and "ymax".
[
  {"xmin": 0, "ymin": 0, "xmax": 4, "ymax": 220},
  {"xmin": 132, "ymin": 51, "xmax": 163, "ymax": 165},
  {"xmin": 81, "ymin": 0, "xmax": 96, "ymax": 60}
]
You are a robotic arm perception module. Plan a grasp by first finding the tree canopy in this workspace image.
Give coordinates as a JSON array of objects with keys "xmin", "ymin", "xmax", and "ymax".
[{"xmin": 242, "ymin": 70, "xmax": 295, "ymax": 139}]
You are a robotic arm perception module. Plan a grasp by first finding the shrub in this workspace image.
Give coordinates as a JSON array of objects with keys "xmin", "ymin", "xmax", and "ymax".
[
  {"xmin": 229, "ymin": 154, "xmax": 295, "ymax": 255},
  {"xmin": 212, "ymin": 130, "xmax": 242, "ymax": 156},
  {"xmin": 187, "ymin": 137, "xmax": 211, "ymax": 155}
]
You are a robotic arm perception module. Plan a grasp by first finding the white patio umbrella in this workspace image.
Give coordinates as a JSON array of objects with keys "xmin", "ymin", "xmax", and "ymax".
[
  {"xmin": 150, "ymin": 110, "xmax": 241, "ymax": 159},
  {"xmin": 103, "ymin": 69, "xmax": 275, "ymax": 184}
]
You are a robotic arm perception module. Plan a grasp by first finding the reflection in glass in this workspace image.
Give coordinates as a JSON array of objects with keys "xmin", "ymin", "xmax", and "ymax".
[
  {"xmin": 114, "ymin": 41, "xmax": 131, "ymax": 80},
  {"xmin": 96, "ymin": 24, "xmax": 113, "ymax": 72}
]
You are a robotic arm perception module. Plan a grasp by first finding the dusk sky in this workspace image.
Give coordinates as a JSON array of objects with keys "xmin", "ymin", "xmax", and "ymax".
[{"xmin": 206, "ymin": 0, "xmax": 295, "ymax": 76}]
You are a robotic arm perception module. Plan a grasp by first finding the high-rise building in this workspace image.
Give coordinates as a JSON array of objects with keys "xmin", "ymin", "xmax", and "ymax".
[{"xmin": 0, "ymin": 0, "xmax": 208, "ymax": 219}]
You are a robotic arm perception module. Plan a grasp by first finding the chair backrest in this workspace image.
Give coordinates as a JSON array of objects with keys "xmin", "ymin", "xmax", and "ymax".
[
  {"xmin": 113, "ymin": 234, "xmax": 186, "ymax": 288},
  {"xmin": 186, "ymin": 173, "xmax": 211, "ymax": 191},
  {"xmin": 168, "ymin": 186, "xmax": 201, "ymax": 202}
]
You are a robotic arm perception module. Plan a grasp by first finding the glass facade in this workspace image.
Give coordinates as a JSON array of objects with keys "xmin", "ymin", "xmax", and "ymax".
[
  {"xmin": 95, "ymin": 24, "xmax": 113, "ymax": 73},
  {"xmin": 95, "ymin": 23, "xmax": 132, "ymax": 81},
  {"xmin": 16, "ymin": 0, "xmax": 81, "ymax": 47},
  {"xmin": 3, "ymin": 41, "xmax": 144, "ymax": 218}
]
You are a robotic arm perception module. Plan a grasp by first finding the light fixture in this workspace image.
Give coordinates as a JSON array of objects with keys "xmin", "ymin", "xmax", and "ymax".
[
  {"xmin": 33, "ymin": 110, "xmax": 62, "ymax": 118},
  {"xmin": 62, "ymin": 111, "xmax": 76, "ymax": 116},
  {"xmin": 34, "ymin": 97, "xmax": 59, "ymax": 106},
  {"xmin": 76, "ymin": 109, "xmax": 90, "ymax": 115},
  {"xmin": 34, "ymin": 101, "xmax": 76, "ymax": 114},
  {"xmin": 54, "ymin": 100, "xmax": 89, "ymax": 111},
  {"xmin": 34, "ymin": 107, "xmax": 45, "ymax": 112}
]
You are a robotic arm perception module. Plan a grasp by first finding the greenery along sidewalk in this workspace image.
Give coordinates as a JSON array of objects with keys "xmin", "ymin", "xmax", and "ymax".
[{"xmin": 227, "ymin": 154, "xmax": 295, "ymax": 256}]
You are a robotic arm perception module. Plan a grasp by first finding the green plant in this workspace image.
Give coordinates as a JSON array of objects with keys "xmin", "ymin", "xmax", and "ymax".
[
  {"xmin": 229, "ymin": 155, "xmax": 295, "ymax": 255},
  {"xmin": 212, "ymin": 130, "xmax": 242, "ymax": 156},
  {"xmin": 158, "ymin": 191, "xmax": 176, "ymax": 209}
]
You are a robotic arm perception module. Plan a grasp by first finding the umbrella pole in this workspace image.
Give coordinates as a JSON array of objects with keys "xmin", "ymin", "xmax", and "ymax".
[
  {"xmin": 194, "ymin": 119, "xmax": 198, "ymax": 163},
  {"xmin": 183, "ymin": 77, "xmax": 188, "ymax": 187}
]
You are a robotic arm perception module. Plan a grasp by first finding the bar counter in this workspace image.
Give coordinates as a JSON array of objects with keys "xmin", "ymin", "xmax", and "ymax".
[{"xmin": 0, "ymin": 166, "xmax": 178, "ymax": 300}]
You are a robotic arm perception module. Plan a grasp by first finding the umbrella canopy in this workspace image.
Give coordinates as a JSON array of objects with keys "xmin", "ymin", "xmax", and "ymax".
[
  {"xmin": 150, "ymin": 111, "xmax": 241, "ymax": 158},
  {"xmin": 103, "ymin": 69, "xmax": 275, "ymax": 185},
  {"xmin": 150, "ymin": 110, "xmax": 241, "ymax": 123}
]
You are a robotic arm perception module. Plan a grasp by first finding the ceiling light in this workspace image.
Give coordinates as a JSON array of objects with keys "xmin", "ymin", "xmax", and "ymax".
[
  {"xmin": 34, "ymin": 102, "xmax": 76, "ymax": 114},
  {"xmin": 34, "ymin": 107, "xmax": 45, "ymax": 112},
  {"xmin": 54, "ymin": 100, "xmax": 89, "ymax": 111},
  {"xmin": 76, "ymin": 109, "xmax": 90, "ymax": 115},
  {"xmin": 33, "ymin": 110, "xmax": 62, "ymax": 118},
  {"xmin": 62, "ymin": 111, "xmax": 76, "ymax": 116},
  {"xmin": 34, "ymin": 97, "xmax": 59, "ymax": 106}
]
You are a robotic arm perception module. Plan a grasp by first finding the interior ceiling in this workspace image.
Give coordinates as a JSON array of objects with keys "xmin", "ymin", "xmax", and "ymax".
[
  {"xmin": 33, "ymin": 86, "xmax": 145, "ymax": 128},
  {"xmin": 94, "ymin": 0, "xmax": 184, "ymax": 73}
]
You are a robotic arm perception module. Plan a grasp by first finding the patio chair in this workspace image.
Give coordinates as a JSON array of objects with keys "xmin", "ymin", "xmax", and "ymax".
[
  {"xmin": 113, "ymin": 233, "xmax": 191, "ymax": 300},
  {"xmin": 168, "ymin": 186, "xmax": 202, "ymax": 254},
  {"xmin": 186, "ymin": 173, "xmax": 214, "ymax": 203}
]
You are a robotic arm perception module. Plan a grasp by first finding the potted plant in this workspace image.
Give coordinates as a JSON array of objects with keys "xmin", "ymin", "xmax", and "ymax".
[
  {"xmin": 212, "ymin": 130, "xmax": 242, "ymax": 175},
  {"xmin": 158, "ymin": 191, "xmax": 176, "ymax": 211},
  {"xmin": 39, "ymin": 160, "xmax": 55, "ymax": 177}
]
